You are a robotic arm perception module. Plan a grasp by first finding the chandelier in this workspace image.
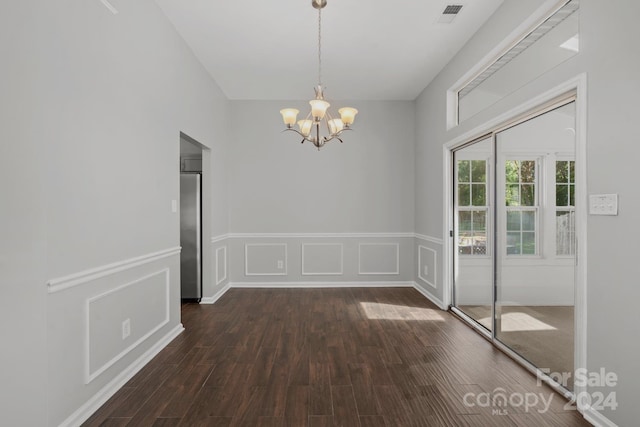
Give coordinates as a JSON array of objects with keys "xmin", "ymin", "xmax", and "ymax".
[{"xmin": 279, "ymin": 0, "xmax": 358, "ymax": 150}]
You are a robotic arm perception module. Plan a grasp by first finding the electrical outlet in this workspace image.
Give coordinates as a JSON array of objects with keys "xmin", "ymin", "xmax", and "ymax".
[
  {"xmin": 122, "ymin": 318, "xmax": 131, "ymax": 340},
  {"xmin": 423, "ymin": 265, "xmax": 429, "ymax": 276},
  {"xmin": 277, "ymin": 260, "xmax": 284, "ymax": 269}
]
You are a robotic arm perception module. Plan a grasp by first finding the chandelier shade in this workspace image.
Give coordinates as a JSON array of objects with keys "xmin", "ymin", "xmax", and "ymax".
[{"xmin": 279, "ymin": 0, "xmax": 358, "ymax": 150}]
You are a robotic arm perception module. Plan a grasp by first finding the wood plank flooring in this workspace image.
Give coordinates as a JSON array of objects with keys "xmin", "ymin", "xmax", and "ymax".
[{"xmin": 83, "ymin": 288, "xmax": 590, "ymax": 426}]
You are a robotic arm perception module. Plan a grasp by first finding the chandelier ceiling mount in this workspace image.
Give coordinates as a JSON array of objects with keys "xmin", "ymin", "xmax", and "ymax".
[{"xmin": 279, "ymin": 0, "xmax": 358, "ymax": 151}]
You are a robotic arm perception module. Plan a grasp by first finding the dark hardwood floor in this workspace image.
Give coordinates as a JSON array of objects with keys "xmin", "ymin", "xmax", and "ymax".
[{"xmin": 83, "ymin": 288, "xmax": 590, "ymax": 426}]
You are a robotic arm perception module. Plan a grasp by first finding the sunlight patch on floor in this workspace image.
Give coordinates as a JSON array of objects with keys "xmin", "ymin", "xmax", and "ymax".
[
  {"xmin": 360, "ymin": 302, "xmax": 445, "ymax": 321},
  {"xmin": 483, "ymin": 312, "xmax": 557, "ymax": 332}
]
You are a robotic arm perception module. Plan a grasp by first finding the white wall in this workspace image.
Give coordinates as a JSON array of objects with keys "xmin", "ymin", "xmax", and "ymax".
[
  {"xmin": 415, "ymin": 0, "xmax": 640, "ymax": 425},
  {"xmin": 0, "ymin": 0, "xmax": 230, "ymax": 425},
  {"xmin": 225, "ymin": 100, "xmax": 416, "ymax": 286}
]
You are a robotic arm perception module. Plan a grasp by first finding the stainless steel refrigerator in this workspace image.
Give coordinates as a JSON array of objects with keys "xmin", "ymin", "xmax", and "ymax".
[{"xmin": 180, "ymin": 173, "xmax": 202, "ymax": 301}]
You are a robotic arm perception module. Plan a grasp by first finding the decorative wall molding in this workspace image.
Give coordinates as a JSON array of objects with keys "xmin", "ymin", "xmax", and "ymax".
[
  {"xmin": 85, "ymin": 269, "xmax": 171, "ymax": 384},
  {"xmin": 60, "ymin": 324, "xmax": 184, "ymax": 427},
  {"xmin": 230, "ymin": 281, "xmax": 414, "ymax": 289},
  {"xmin": 215, "ymin": 246, "xmax": 227, "ymax": 285},
  {"xmin": 211, "ymin": 234, "xmax": 230, "ymax": 244},
  {"xmin": 415, "ymin": 234, "xmax": 444, "ymax": 245},
  {"xmin": 47, "ymin": 247, "xmax": 181, "ymax": 294},
  {"xmin": 301, "ymin": 243, "xmax": 344, "ymax": 276},
  {"xmin": 201, "ymin": 283, "xmax": 231, "ymax": 305},
  {"xmin": 358, "ymin": 243, "xmax": 400, "ymax": 275},
  {"xmin": 418, "ymin": 245, "xmax": 438, "ymax": 289},
  {"xmin": 227, "ymin": 232, "xmax": 415, "ymax": 239},
  {"xmin": 244, "ymin": 243, "xmax": 288, "ymax": 276}
]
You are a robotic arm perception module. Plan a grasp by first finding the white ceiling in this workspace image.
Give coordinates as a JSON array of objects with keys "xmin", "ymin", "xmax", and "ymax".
[{"xmin": 153, "ymin": 0, "xmax": 504, "ymax": 100}]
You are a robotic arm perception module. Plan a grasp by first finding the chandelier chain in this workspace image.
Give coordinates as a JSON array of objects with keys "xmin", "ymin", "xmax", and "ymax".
[{"xmin": 318, "ymin": 8, "xmax": 322, "ymax": 86}]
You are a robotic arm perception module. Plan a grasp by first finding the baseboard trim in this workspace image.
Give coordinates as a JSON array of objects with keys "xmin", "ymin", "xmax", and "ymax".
[
  {"xmin": 583, "ymin": 407, "xmax": 617, "ymax": 427},
  {"xmin": 412, "ymin": 282, "xmax": 446, "ymax": 310},
  {"xmin": 229, "ymin": 281, "xmax": 415, "ymax": 289},
  {"xmin": 200, "ymin": 284, "xmax": 231, "ymax": 304},
  {"xmin": 47, "ymin": 247, "xmax": 181, "ymax": 294},
  {"xmin": 58, "ymin": 324, "xmax": 184, "ymax": 427}
]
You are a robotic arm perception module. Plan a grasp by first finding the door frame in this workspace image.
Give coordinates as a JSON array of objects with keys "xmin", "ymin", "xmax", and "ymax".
[{"xmin": 442, "ymin": 73, "xmax": 588, "ymax": 410}]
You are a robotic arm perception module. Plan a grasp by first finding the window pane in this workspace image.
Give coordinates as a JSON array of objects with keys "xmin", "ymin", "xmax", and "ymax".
[
  {"xmin": 522, "ymin": 211, "xmax": 536, "ymax": 231},
  {"xmin": 473, "ymin": 210, "xmax": 487, "ymax": 231},
  {"xmin": 459, "ymin": 211, "xmax": 471, "ymax": 231},
  {"xmin": 458, "ymin": 160, "xmax": 470, "ymax": 182},
  {"xmin": 458, "ymin": 237, "xmax": 472, "ymax": 254},
  {"xmin": 471, "ymin": 160, "xmax": 486, "ymax": 182},
  {"xmin": 521, "ymin": 184, "xmax": 535, "ymax": 206},
  {"xmin": 458, "ymin": 184, "xmax": 470, "ymax": 206},
  {"xmin": 522, "ymin": 232, "xmax": 536, "ymax": 254},
  {"xmin": 472, "ymin": 232, "xmax": 487, "ymax": 255},
  {"xmin": 505, "ymin": 161, "xmax": 519, "ymax": 183},
  {"xmin": 507, "ymin": 232, "xmax": 521, "ymax": 255},
  {"xmin": 556, "ymin": 184, "xmax": 568, "ymax": 206},
  {"xmin": 506, "ymin": 184, "xmax": 520, "ymax": 206},
  {"xmin": 521, "ymin": 161, "xmax": 535, "ymax": 183},
  {"xmin": 507, "ymin": 211, "xmax": 521, "ymax": 231},
  {"xmin": 569, "ymin": 184, "xmax": 575, "ymax": 206},
  {"xmin": 556, "ymin": 210, "xmax": 575, "ymax": 255},
  {"xmin": 556, "ymin": 161, "xmax": 568, "ymax": 183},
  {"xmin": 472, "ymin": 184, "xmax": 486, "ymax": 206},
  {"xmin": 569, "ymin": 160, "xmax": 575, "ymax": 183}
]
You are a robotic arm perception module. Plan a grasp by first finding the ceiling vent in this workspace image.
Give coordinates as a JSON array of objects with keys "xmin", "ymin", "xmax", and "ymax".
[{"xmin": 438, "ymin": 4, "xmax": 463, "ymax": 23}]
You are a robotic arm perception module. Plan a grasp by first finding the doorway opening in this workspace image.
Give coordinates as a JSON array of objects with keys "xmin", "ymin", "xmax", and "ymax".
[{"xmin": 179, "ymin": 133, "xmax": 211, "ymax": 302}]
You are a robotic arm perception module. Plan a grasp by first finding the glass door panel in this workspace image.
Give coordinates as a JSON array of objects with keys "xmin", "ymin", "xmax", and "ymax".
[
  {"xmin": 453, "ymin": 137, "xmax": 493, "ymax": 331},
  {"xmin": 495, "ymin": 101, "xmax": 576, "ymax": 390}
]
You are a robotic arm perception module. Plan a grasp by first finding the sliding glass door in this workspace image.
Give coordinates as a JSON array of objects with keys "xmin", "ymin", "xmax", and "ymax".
[{"xmin": 452, "ymin": 100, "xmax": 577, "ymax": 392}]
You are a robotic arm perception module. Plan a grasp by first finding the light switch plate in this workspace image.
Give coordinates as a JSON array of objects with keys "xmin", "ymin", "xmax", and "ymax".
[
  {"xmin": 589, "ymin": 194, "xmax": 618, "ymax": 215},
  {"xmin": 171, "ymin": 200, "xmax": 178, "ymax": 213}
]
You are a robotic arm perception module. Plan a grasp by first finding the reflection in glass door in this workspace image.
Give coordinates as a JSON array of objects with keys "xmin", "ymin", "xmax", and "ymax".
[
  {"xmin": 451, "ymin": 100, "xmax": 577, "ymax": 392},
  {"xmin": 495, "ymin": 101, "xmax": 576, "ymax": 391},
  {"xmin": 452, "ymin": 137, "xmax": 493, "ymax": 332}
]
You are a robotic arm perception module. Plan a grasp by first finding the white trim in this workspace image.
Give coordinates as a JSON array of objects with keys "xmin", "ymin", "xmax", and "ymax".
[
  {"xmin": 200, "ymin": 283, "xmax": 231, "ymax": 305},
  {"xmin": 211, "ymin": 234, "xmax": 230, "ymax": 244},
  {"xmin": 244, "ymin": 243, "xmax": 288, "ymax": 276},
  {"xmin": 573, "ymin": 73, "xmax": 589, "ymax": 413},
  {"xmin": 358, "ymin": 243, "xmax": 400, "ymax": 275},
  {"xmin": 215, "ymin": 246, "xmax": 227, "ymax": 285},
  {"xmin": 583, "ymin": 407, "xmax": 618, "ymax": 427},
  {"xmin": 446, "ymin": 0, "xmax": 570, "ymax": 129},
  {"xmin": 301, "ymin": 243, "xmax": 344, "ymax": 276},
  {"xmin": 227, "ymin": 232, "xmax": 414, "ymax": 239},
  {"xmin": 47, "ymin": 247, "xmax": 181, "ymax": 294},
  {"xmin": 412, "ymin": 282, "xmax": 446, "ymax": 310},
  {"xmin": 415, "ymin": 234, "xmax": 444, "ymax": 245},
  {"xmin": 59, "ymin": 323, "xmax": 183, "ymax": 427},
  {"xmin": 85, "ymin": 269, "xmax": 171, "ymax": 384},
  {"xmin": 229, "ymin": 281, "xmax": 414, "ymax": 289},
  {"xmin": 418, "ymin": 246, "xmax": 437, "ymax": 289}
]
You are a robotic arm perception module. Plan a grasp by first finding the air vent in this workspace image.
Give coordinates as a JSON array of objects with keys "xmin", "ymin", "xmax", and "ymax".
[
  {"xmin": 443, "ymin": 5, "xmax": 463, "ymax": 15},
  {"xmin": 438, "ymin": 4, "xmax": 463, "ymax": 23}
]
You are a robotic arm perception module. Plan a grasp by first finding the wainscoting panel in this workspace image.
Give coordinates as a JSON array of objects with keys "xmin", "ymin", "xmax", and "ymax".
[
  {"xmin": 301, "ymin": 243, "xmax": 343, "ymax": 276},
  {"xmin": 46, "ymin": 249, "xmax": 181, "ymax": 427},
  {"xmin": 86, "ymin": 269, "xmax": 170, "ymax": 383},
  {"xmin": 216, "ymin": 246, "xmax": 227, "ymax": 285},
  {"xmin": 358, "ymin": 243, "xmax": 400, "ymax": 275},
  {"xmin": 245, "ymin": 243, "xmax": 288, "ymax": 276},
  {"xmin": 227, "ymin": 234, "xmax": 414, "ymax": 285},
  {"xmin": 418, "ymin": 245, "xmax": 437, "ymax": 289}
]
